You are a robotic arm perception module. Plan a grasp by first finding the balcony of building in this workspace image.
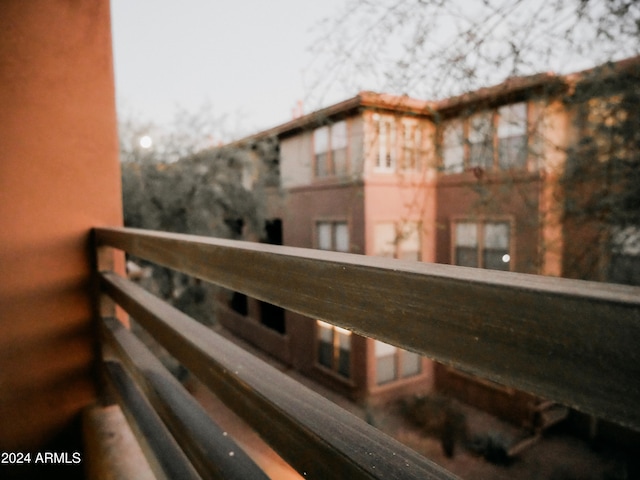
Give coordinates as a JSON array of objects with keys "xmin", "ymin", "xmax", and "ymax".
[{"xmin": 1, "ymin": 2, "xmax": 638, "ymax": 479}]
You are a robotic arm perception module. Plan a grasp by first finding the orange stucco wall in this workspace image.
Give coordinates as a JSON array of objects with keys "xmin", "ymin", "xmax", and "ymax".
[
  {"xmin": 363, "ymin": 175, "xmax": 438, "ymax": 262},
  {"xmin": 0, "ymin": 0, "xmax": 122, "ymax": 451}
]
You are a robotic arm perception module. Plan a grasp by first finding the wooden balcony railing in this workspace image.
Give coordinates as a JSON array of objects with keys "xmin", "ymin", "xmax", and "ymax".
[{"xmin": 92, "ymin": 226, "xmax": 640, "ymax": 480}]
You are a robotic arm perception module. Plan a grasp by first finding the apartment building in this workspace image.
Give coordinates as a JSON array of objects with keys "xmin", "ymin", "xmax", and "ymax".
[
  {"xmin": 218, "ymin": 56, "xmax": 639, "ymax": 418},
  {"xmin": 219, "ymin": 92, "xmax": 438, "ymax": 404}
]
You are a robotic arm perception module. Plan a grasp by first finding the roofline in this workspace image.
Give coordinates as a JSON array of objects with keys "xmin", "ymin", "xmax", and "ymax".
[
  {"xmin": 224, "ymin": 55, "xmax": 640, "ymax": 148},
  {"xmin": 224, "ymin": 92, "xmax": 435, "ymax": 148},
  {"xmin": 434, "ymin": 72, "xmax": 565, "ymax": 115},
  {"xmin": 564, "ymin": 54, "xmax": 640, "ymax": 86}
]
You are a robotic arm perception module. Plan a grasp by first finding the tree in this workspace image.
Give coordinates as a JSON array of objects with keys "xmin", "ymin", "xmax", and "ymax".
[
  {"xmin": 118, "ymin": 101, "xmax": 228, "ymax": 164},
  {"xmin": 310, "ymin": 0, "xmax": 639, "ymax": 104},
  {"xmin": 562, "ymin": 62, "xmax": 640, "ymax": 283},
  {"xmin": 310, "ymin": 0, "xmax": 640, "ymax": 285},
  {"xmin": 119, "ymin": 107, "xmax": 277, "ymax": 324}
]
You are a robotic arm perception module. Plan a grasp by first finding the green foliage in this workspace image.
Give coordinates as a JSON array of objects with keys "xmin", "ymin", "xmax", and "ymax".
[
  {"xmin": 121, "ymin": 149, "xmax": 264, "ymax": 239},
  {"xmin": 311, "ymin": 0, "xmax": 639, "ymax": 102},
  {"xmin": 562, "ymin": 62, "xmax": 640, "ymax": 282},
  {"xmin": 313, "ymin": 1, "xmax": 639, "ymax": 284},
  {"xmin": 118, "ymin": 108, "xmax": 280, "ymax": 324}
]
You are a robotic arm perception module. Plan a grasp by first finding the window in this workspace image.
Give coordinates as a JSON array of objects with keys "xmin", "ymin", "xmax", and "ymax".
[
  {"xmin": 317, "ymin": 221, "xmax": 349, "ymax": 252},
  {"xmin": 331, "ymin": 121, "xmax": 348, "ymax": 175},
  {"xmin": 259, "ymin": 219, "xmax": 286, "ymax": 333},
  {"xmin": 317, "ymin": 320, "xmax": 351, "ymax": 377},
  {"xmin": 315, "ymin": 222, "xmax": 352, "ymax": 377},
  {"xmin": 375, "ymin": 117, "xmax": 397, "ymax": 171},
  {"xmin": 468, "ymin": 111, "xmax": 494, "ymax": 170},
  {"xmin": 314, "ymin": 126, "xmax": 329, "ymax": 177},
  {"xmin": 440, "ymin": 103, "xmax": 529, "ymax": 173},
  {"xmin": 375, "ymin": 340, "xmax": 421, "ymax": 385},
  {"xmin": 374, "ymin": 222, "xmax": 421, "ymax": 261},
  {"xmin": 497, "ymin": 103, "xmax": 527, "ymax": 170},
  {"xmin": 442, "ymin": 120, "xmax": 464, "ymax": 173},
  {"xmin": 401, "ymin": 122, "xmax": 422, "ymax": 171},
  {"xmin": 454, "ymin": 220, "xmax": 511, "ymax": 271},
  {"xmin": 314, "ymin": 121, "xmax": 348, "ymax": 178}
]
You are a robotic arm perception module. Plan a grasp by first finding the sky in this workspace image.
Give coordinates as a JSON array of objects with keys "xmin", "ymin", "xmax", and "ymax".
[
  {"xmin": 111, "ymin": 1, "xmax": 636, "ymax": 144},
  {"xmin": 111, "ymin": 0, "xmax": 347, "ymax": 140}
]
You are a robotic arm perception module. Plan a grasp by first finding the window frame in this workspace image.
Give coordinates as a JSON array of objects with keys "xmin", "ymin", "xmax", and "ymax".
[
  {"xmin": 374, "ymin": 339, "xmax": 422, "ymax": 386},
  {"xmin": 313, "ymin": 120, "xmax": 349, "ymax": 178},
  {"xmin": 316, "ymin": 220, "xmax": 350, "ymax": 253},
  {"xmin": 374, "ymin": 115, "xmax": 398, "ymax": 172},
  {"xmin": 316, "ymin": 320, "xmax": 352, "ymax": 378},
  {"xmin": 440, "ymin": 102, "xmax": 529, "ymax": 174},
  {"xmin": 400, "ymin": 120, "xmax": 423, "ymax": 171},
  {"xmin": 468, "ymin": 110, "xmax": 494, "ymax": 170},
  {"xmin": 451, "ymin": 217, "xmax": 514, "ymax": 271},
  {"xmin": 497, "ymin": 102, "xmax": 528, "ymax": 170},
  {"xmin": 441, "ymin": 118, "xmax": 465, "ymax": 173},
  {"xmin": 373, "ymin": 221, "xmax": 421, "ymax": 261}
]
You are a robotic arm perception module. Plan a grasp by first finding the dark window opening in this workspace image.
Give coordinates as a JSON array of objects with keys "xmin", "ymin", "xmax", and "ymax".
[
  {"xmin": 260, "ymin": 301, "xmax": 286, "ymax": 334},
  {"xmin": 230, "ymin": 292, "xmax": 248, "ymax": 316},
  {"xmin": 260, "ymin": 219, "xmax": 286, "ymax": 333}
]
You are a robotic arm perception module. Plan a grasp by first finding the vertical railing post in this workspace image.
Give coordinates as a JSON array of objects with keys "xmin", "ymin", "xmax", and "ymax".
[
  {"xmin": 91, "ymin": 228, "xmax": 129, "ymax": 326},
  {"xmin": 89, "ymin": 228, "xmax": 129, "ymax": 405}
]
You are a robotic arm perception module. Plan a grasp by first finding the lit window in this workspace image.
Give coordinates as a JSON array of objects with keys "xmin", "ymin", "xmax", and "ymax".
[
  {"xmin": 375, "ymin": 340, "xmax": 421, "ymax": 385},
  {"xmin": 497, "ymin": 103, "xmax": 527, "ymax": 170},
  {"xmin": 454, "ymin": 220, "xmax": 511, "ymax": 271},
  {"xmin": 317, "ymin": 320, "xmax": 351, "ymax": 378}
]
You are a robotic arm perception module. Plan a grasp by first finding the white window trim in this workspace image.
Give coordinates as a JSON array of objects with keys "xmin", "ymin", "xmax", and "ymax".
[
  {"xmin": 313, "ymin": 120, "xmax": 349, "ymax": 178},
  {"xmin": 316, "ymin": 219, "xmax": 350, "ymax": 253},
  {"xmin": 400, "ymin": 120, "xmax": 423, "ymax": 171},
  {"xmin": 375, "ymin": 116, "xmax": 397, "ymax": 172}
]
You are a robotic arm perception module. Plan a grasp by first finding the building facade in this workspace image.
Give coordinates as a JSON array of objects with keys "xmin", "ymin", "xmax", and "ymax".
[{"xmin": 218, "ymin": 57, "xmax": 640, "ymax": 419}]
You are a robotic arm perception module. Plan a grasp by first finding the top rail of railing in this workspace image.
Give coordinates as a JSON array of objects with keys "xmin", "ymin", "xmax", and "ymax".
[{"xmin": 93, "ymin": 226, "xmax": 640, "ymax": 432}]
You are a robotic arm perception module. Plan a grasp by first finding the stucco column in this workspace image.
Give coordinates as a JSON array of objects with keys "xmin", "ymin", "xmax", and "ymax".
[{"xmin": 0, "ymin": 0, "xmax": 122, "ymax": 451}]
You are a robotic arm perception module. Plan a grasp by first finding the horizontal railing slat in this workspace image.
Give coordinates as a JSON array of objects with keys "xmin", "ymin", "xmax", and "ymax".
[
  {"xmin": 100, "ymin": 316, "xmax": 269, "ymax": 480},
  {"xmin": 101, "ymin": 360, "xmax": 202, "ymax": 480},
  {"xmin": 100, "ymin": 271, "xmax": 458, "ymax": 480},
  {"xmin": 94, "ymin": 227, "xmax": 640, "ymax": 431}
]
